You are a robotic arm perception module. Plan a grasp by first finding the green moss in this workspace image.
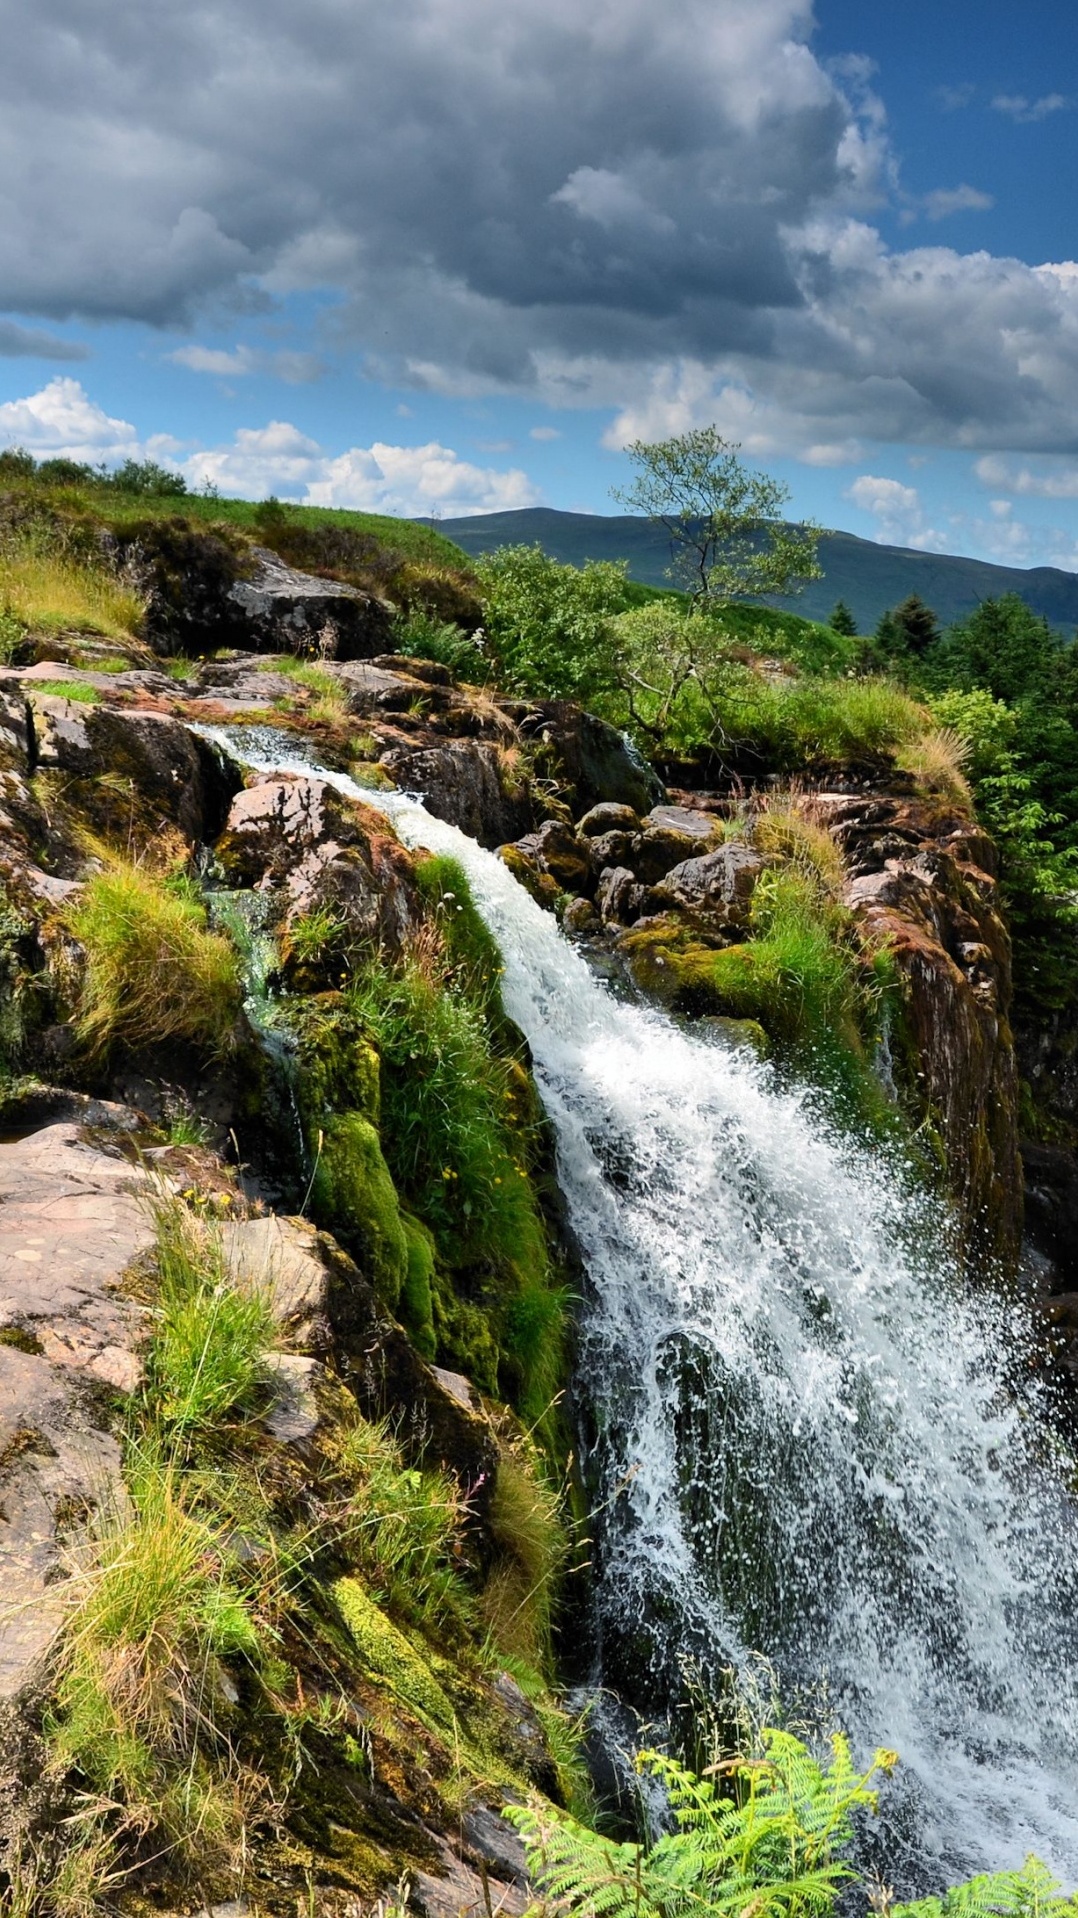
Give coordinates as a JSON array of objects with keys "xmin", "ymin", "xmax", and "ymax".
[
  {"xmin": 414, "ymin": 852, "xmax": 506, "ymax": 1014},
  {"xmin": 289, "ymin": 993, "xmax": 381, "ymax": 1123},
  {"xmin": 400, "ymin": 1214, "xmax": 437, "ymax": 1359},
  {"xmin": 332, "ymin": 1577, "xmax": 457, "ymax": 1733},
  {"xmin": 313, "ymin": 1113, "xmax": 408, "ymax": 1310}
]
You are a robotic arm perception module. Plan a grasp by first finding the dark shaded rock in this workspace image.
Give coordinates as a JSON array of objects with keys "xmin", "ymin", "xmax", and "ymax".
[
  {"xmin": 653, "ymin": 843, "xmax": 764, "ymax": 922},
  {"xmin": 28, "ymin": 699, "xmax": 240, "ymax": 845},
  {"xmin": 227, "ymin": 546, "xmax": 394, "ymax": 660},
  {"xmin": 216, "ymin": 774, "xmax": 421, "ymax": 948},
  {"xmin": 562, "ymin": 896, "xmax": 601, "ymax": 934},
  {"xmin": 520, "ymin": 702, "xmax": 664, "ymax": 814},
  {"xmin": 635, "ymin": 826, "xmax": 708, "ymax": 884},
  {"xmin": 1023, "ymin": 1143, "xmax": 1078, "ymax": 1285},
  {"xmin": 577, "ymin": 801, "xmax": 642, "ymax": 838},
  {"xmin": 586, "ymin": 829, "xmax": 639, "ymax": 874},
  {"xmin": 514, "ymin": 820, "xmax": 591, "ymax": 893},
  {"xmin": 380, "ymin": 741, "xmax": 533, "ymax": 848}
]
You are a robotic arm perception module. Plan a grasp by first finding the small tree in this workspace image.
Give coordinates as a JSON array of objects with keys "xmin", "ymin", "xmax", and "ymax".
[
  {"xmin": 829, "ymin": 600, "xmax": 858, "ymax": 636},
  {"xmin": 876, "ymin": 594, "xmax": 939, "ymax": 660},
  {"xmin": 612, "ymin": 426, "xmax": 820, "ymax": 605}
]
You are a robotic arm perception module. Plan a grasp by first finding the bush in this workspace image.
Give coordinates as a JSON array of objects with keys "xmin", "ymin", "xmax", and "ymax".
[
  {"xmin": 66, "ymin": 843, "xmax": 241, "ymax": 1055},
  {"xmin": 475, "ymin": 544, "xmax": 629, "ymax": 700}
]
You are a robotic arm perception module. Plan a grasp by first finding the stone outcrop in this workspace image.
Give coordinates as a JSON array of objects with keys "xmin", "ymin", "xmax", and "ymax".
[{"xmin": 226, "ymin": 546, "xmax": 395, "ymax": 659}]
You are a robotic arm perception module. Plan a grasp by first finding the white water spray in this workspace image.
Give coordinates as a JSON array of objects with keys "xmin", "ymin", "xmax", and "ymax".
[{"xmin": 215, "ymin": 734, "xmax": 1078, "ymax": 1884}]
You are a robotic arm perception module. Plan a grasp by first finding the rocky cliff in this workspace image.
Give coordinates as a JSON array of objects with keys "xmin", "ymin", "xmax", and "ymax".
[{"xmin": 0, "ymin": 620, "xmax": 1051, "ymax": 1913}]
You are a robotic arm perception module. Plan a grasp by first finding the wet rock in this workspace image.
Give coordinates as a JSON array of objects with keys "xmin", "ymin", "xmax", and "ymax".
[
  {"xmin": 379, "ymin": 740, "xmax": 532, "ymax": 848},
  {"xmin": 596, "ymin": 865, "xmax": 647, "ymax": 926},
  {"xmin": 216, "ymin": 773, "xmax": 421, "ymax": 948},
  {"xmin": 577, "ymin": 801, "xmax": 642, "ymax": 838},
  {"xmin": 653, "ymin": 843, "xmax": 764, "ymax": 923},
  {"xmin": 226, "ymin": 546, "xmax": 394, "ymax": 660},
  {"xmin": 1023, "ymin": 1143, "xmax": 1078, "ymax": 1285},
  {"xmin": 497, "ymin": 843, "xmax": 562, "ymax": 910},
  {"xmin": 562, "ymin": 895, "xmax": 602, "ymax": 934}
]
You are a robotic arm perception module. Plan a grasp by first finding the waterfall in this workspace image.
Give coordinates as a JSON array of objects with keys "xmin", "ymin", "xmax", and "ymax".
[{"xmin": 212, "ymin": 733, "xmax": 1078, "ymax": 1887}]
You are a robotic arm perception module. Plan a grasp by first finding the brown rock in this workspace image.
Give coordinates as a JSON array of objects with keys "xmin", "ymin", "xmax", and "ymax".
[
  {"xmin": 380, "ymin": 740, "xmax": 532, "ymax": 848},
  {"xmin": 652, "ymin": 843, "xmax": 764, "ymax": 923},
  {"xmin": 577, "ymin": 801, "xmax": 642, "ymax": 837}
]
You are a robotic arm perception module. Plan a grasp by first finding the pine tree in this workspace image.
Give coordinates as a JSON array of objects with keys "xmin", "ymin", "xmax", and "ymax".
[{"xmin": 829, "ymin": 601, "xmax": 858, "ymax": 636}]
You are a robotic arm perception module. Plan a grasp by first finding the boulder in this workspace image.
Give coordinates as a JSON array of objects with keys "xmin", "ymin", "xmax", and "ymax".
[
  {"xmin": 577, "ymin": 802, "xmax": 642, "ymax": 838},
  {"xmin": 217, "ymin": 774, "xmax": 421, "ymax": 948},
  {"xmin": 226, "ymin": 546, "xmax": 394, "ymax": 660},
  {"xmin": 520, "ymin": 703, "xmax": 663, "ymax": 815},
  {"xmin": 379, "ymin": 740, "xmax": 533, "ymax": 847},
  {"xmin": 643, "ymin": 804, "xmax": 720, "ymax": 840},
  {"xmin": 586, "ymin": 829, "xmax": 640, "ymax": 874},
  {"xmin": 513, "ymin": 820, "xmax": 592, "ymax": 893},
  {"xmin": 596, "ymin": 865, "xmax": 647, "ymax": 926},
  {"xmin": 652, "ymin": 843, "xmax": 764, "ymax": 924},
  {"xmin": 28, "ymin": 700, "xmax": 239, "ymax": 844}
]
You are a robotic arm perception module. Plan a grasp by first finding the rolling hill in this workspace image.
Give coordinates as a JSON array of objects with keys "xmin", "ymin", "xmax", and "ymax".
[{"xmin": 428, "ymin": 508, "xmax": 1078, "ymax": 633}]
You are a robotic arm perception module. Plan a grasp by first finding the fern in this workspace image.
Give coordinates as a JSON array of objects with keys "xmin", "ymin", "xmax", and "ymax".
[
  {"xmin": 892, "ymin": 1857, "xmax": 1078, "ymax": 1918},
  {"xmin": 508, "ymin": 1728, "xmax": 896, "ymax": 1918}
]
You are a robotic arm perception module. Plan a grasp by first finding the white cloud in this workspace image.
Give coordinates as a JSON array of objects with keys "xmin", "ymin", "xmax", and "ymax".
[
  {"xmin": 975, "ymin": 454, "xmax": 1078, "ymax": 498},
  {"xmin": 992, "ymin": 93, "xmax": 1069, "ymax": 123},
  {"xmin": 182, "ymin": 421, "xmax": 540, "ymax": 516},
  {"xmin": 844, "ymin": 473, "xmax": 950, "ymax": 550},
  {"xmin": 529, "ymin": 426, "xmax": 562, "ymax": 441},
  {"xmin": 921, "ymin": 184, "xmax": 994, "ymax": 221},
  {"xmin": 169, "ymin": 344, "xmax": 256, "ymax": 376},
  {"xmin": 0, "ymin": 378, "xmax": 542, "ymax": 517},
  {"xmin": 0, "ymin": 375, "xmax": 139, "ymax": 461}
]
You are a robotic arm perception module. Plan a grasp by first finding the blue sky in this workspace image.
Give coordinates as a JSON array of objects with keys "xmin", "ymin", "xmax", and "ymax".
[{"xmin": 1, "ymin": 0, "xmax": 1077, "ymax": 568}]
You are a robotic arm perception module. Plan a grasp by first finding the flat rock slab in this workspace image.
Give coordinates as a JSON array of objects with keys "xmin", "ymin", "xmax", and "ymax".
[{"xmin": 0, "ymin": 1123, "xmax": 152, "ymax": 1390}]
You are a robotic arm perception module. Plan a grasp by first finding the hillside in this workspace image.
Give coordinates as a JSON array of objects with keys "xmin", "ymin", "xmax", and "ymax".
[{"xmin": 427, "ymin": 508, "xmax": 1078, "ymax": 632}]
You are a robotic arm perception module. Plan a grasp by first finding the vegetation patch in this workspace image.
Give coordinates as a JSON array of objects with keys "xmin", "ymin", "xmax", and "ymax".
[{"xmin": 65, "ymin": 837, "xmax": 241, "ymax": 1055}]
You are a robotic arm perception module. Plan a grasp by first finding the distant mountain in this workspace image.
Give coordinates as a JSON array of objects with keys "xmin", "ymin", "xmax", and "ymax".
[{"xmin": 428, "ymin": 508, "xmax": 1078, "ymax": 634}]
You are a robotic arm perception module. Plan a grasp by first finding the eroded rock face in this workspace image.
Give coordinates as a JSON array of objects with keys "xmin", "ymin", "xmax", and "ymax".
[
  {"xmin": 821, "ymin": 793, "xmax": 1023, "ymax": 1273},
  {"xmin": 27, "ymin": 698, "xmax": 239, "ymax": 844},
  {"xmin": 225, "ymin": 547, "xmax": 395, "ymax": 659},
  {"xmin": 380, "ymin": 739, "xmax": 532, "ymax": 847}
]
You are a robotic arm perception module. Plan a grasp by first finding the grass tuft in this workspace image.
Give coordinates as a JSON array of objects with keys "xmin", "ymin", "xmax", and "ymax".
[
  {"xmin": 0, "ymin": 535, "xmax": 144, "ymax": 641},
  {"xmin": 65, "ymin": 840, "xmax": 241, "ymax": 1056},
  {"xmin": 146, "ymin": 1197, "xmax": 276, "ymax": 1443}
]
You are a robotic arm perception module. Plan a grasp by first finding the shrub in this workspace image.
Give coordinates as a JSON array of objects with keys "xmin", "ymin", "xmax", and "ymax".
[
  {"xmin": 475, "ymin": 544, "xmax": 629, "ymax": 700},
  {"xmin": 392, "ymin": 606, "xmax": 488, "ymax": 677},
  {"xmin": 66, "ymin": 843, "xmax": 241, "ymax": 1055}
]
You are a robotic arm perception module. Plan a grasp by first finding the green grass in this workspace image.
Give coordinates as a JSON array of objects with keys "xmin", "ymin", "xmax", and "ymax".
[
  {"xmin": 333, "ymin": 1412, "xmax": 475, "ymax": 1636},
  {"xmin": 0, "ymin": 535, "xmax": 144, "ymax": 641},
  {"xmin": 480, "ymin": 1441, "xmax": 567, "ymax": 1672},
  {"xmin": 65, "ymin": 845, "xmax": 241, "ymax": 1055},
  {"xmin": 146, "ymin": 1198, "xmax": 276, "ymax": 1443},
  {"xmin": 28, "ymin": 678, "xmax": 102, "ymax": 703}
]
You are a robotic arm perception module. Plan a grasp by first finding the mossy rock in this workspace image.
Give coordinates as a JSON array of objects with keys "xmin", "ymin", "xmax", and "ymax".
[
  {"xmin": 497, "ymin": 845, "xmax": 561, "ymax": 912},
  {"xmin": 400, "ymin": 1213, "xmax": 437, "ymax": 1359},
  {"xmin": 313, "ymin": 1113, "xmax": 408, "ymax": 1309},
  {"xmin": 332, "ymin": 1577, "xmax": 457, "ymax": 1733},
  {"xmin": 289, "ymin": 992, "xmax": 381, "ymax": 1124}
]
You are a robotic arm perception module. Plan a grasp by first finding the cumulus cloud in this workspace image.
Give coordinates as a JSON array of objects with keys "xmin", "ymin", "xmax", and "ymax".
[
  {"xmin": 184, "ymin": 424, "xmax": 540, "ymax": 515},
  {"xmin": 0, "ymin": 376, "xmax": 141, "ymax": 461},
  {"xmin": 1, "ymin": 0, "xmax": 1078, "ymax": 457},
  {"xmin": 845, "ymin": 473, "xmax": 950, "ymax": 550},
  {"xmin": 0, "ymin": 375, "xmax": 540, "ymax": 515},
  {"xmin": 974, "ymin": 454, "xmax": 1078, "ymax": 498},
  {"xmin": 992, "ymin": 93, "xmax": 1069, "ymax": 123}
]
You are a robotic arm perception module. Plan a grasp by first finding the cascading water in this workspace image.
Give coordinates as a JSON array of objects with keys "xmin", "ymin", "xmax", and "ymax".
[{"xmin": 212, "ymin": 732, "xmax": 1078, "ymax": 1886}]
